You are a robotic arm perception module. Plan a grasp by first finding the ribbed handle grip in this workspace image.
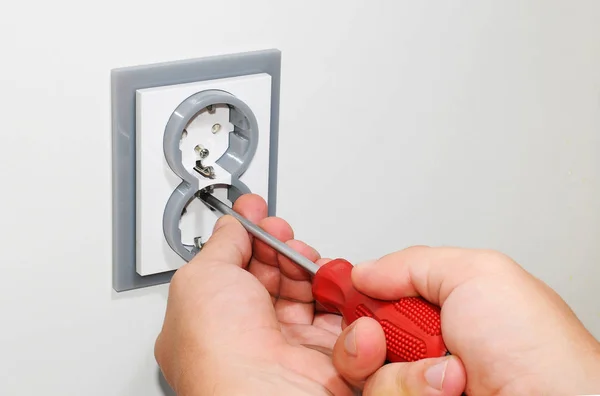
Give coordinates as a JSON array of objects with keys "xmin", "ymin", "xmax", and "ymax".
[{"xmin": 312, "ymin": 259, "xmax": 447, "ymax": 362}]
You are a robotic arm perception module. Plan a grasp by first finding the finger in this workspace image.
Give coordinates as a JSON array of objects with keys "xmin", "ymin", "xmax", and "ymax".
[
  {"xmin": 332, "ymin": 317, "xmax": 386, "ymax": 389},
  {"xmin": 352, "ymin": 246, "xmax": 515, "ymax": 305},
  {"xmin": 232, "ymin": 193, "xmax": 269, "ymax": 225},
  {"xmin": 312, "ymin": 313, "xmax": 343, "ymax": 335},
  {"xmin": 274, "ymin": 240, "xmax": 321, "ymax": 324},
  {"xmin": 278, "ymin": 240, "xmax": 320, "ymax": 281},
  {"xmin": 248, "ymin": 256, "xmax": 281, "ymax": 297},
  {"xmin": 251, "ymin": 216, "xmax": 294, "ymax": 265},
  {"xmin": 247, "ymin": 216, "xmax": 295, "ymax": 297},
  {"xmin": 363, "ymin": 355, "xmax": 466, "ymax": 396},
  {"xmin": 313, "ymin": 258, "xmax": 342, "ymax": 314},
  {"xmin": 189, "ymin": 214, "xmax": 252, "ymax": 267},
  {"xmin": 230, "ymin": 194, "xmax": 268, "ymax": 268},
  {"xmin": 341, "ymin": 318, "xmax": 348, "ymax": 330},
  {"xmin": 314, "ymin": 257, "xmax": 332, "ymax": 273}
]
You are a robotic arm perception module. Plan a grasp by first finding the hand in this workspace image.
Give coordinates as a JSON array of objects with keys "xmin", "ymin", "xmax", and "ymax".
[
  {"xmin": 155, "ymin": 194, "xmax": 374, "ymax": 395},
  {"xmin": 342, "ymin": 247, "xmax": 600, "ymax": 395}
]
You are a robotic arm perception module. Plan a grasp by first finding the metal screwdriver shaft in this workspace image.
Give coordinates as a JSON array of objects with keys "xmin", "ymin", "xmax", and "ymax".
[{"xmin": 197, "ymin": 191, "xmax": 321, "ymax": 275}]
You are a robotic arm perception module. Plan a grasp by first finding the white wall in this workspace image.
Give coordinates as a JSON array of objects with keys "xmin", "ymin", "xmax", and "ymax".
[{"xmin": 1, "ymin": 1, "xmax": 599, "ymax": 394}]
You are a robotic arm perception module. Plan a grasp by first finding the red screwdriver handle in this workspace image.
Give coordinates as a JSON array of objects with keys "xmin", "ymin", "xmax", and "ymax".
[{"xmin": 312, "ymin": 258, "xmax": 447, "ymax": 362}]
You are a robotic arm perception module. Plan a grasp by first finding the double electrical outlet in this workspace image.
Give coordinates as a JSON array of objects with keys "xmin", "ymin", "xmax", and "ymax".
[{"xmin": 111, "ymin": 50, "xmax": 281, "ymax": 291}]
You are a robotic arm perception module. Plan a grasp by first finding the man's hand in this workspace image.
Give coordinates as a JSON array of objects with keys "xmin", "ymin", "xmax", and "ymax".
[
  {"xmin": 154, "ymin": 194, "xmax": 364, "ymax": 395},
  {"xmin": 332, "ymin": 247, "xmax": 600, "ymax": 395}
]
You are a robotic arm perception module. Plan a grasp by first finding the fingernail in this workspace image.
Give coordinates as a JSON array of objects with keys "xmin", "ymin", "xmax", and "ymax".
[
  {"xmin": 344, "ymin": 324, "xmax": 358, "ymax": 356},
  {"xmin": 425, "ymin": 358, "xmax": 449, "ymax": 390}
]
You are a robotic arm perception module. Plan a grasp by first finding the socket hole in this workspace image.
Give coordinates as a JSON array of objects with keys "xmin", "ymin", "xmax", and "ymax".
[
  {"xmin": 179, "ymin": 102, "xmax": 255, "ymax": 180},
  {"xmin": 180, "ymin": 104, "xmax": 233, "ymax": 178},
  {"xmin": 179, "ymin": 184, "xmax": 235, "ymax": 252}
]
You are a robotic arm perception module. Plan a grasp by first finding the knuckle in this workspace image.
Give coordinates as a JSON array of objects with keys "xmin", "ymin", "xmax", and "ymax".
[
  {"xmin": 394, "ymin": 364, "xmax": 407, "ymax": 391},
  {"xmin": 473, "ymin": 249, "xmax": 519, "ymax": 274},
  {"xmin": 404, "ymin": 245, "xmax": 430, "ymax": 254},
  {"xmin": 397, "ymin": 245, "xmax": 431, "ymax": 261},
  {"xmin": 364, "ymin": 363, "xmax": 411, "ymax": 395},
  {"xmin": 480, "ymin": 249, "xmax": 512, "ymax": 265},
  {"xmin": 398, "ymin": 360, "xmax": 438, "ymax": 395}
]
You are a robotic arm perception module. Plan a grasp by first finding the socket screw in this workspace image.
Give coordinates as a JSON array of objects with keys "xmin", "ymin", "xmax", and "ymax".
[{"xmin": 195, "ymin": 145, "xmax": 209, "ymax": 159}]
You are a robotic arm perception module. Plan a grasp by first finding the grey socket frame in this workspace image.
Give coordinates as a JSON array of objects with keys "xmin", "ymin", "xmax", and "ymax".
[
  {"xmin": 111, "ymin": 49, "xmax": 281, "ymax": 292},
  {"xmin": 163, "ymin": 90, "xmax": 258, "ymax": 261}
]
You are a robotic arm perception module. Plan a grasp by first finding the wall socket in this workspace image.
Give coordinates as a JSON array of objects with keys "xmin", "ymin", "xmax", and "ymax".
[{"xmin": 111, "ymin": 49, "xmax": 281, "ymax": 292}]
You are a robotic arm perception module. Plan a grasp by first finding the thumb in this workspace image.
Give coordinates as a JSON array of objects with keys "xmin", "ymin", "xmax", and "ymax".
[
  {"xmin": 332, "ymin": 317, "xmax": 387, "ymax": 389},
  {"xmin": 363, "ymin": 355, "xmax": 466, "ymax": 396},
  {"xmin": 189, "ymin": 214, "xmax": 252, "ymax": 268}
]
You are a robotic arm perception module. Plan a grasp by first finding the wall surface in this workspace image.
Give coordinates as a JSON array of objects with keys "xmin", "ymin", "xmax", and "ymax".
[{"xmin": 1, "ymin": 1, "xmax": 599, "ymax": 394}]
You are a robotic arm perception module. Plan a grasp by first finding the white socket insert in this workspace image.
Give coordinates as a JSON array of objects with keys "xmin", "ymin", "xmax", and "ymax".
[{"xmin": 136, "ymin": 74, "xmax": 272, "ymax": 276}]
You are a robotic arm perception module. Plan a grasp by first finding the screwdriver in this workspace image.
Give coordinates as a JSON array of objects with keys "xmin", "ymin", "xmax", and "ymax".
[{"xmin": 197, "ymin": 190, "xmax": 448, "ymax": 363}]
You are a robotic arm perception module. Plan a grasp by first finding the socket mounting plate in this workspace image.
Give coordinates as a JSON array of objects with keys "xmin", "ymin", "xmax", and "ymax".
[{"xmin": 111, "ymin": 49, "xmax": 281, "ymax": 292}]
